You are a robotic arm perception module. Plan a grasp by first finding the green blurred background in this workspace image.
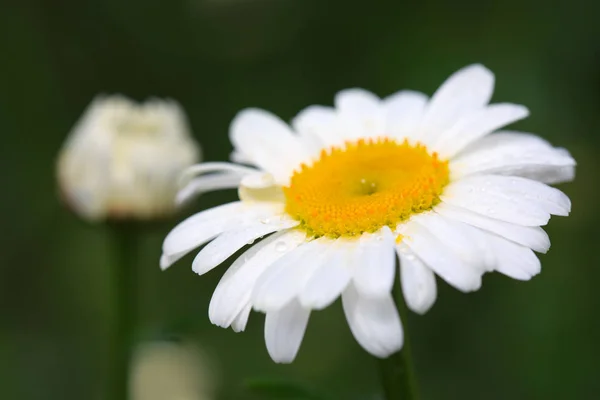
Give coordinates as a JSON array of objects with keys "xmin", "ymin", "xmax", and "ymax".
[{"xmin": 1, "ymin": 0, "xmax": 598, "ymax": 399}]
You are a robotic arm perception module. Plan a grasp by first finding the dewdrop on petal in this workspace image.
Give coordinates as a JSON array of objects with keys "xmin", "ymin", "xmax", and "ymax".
[{"xmin": 57, "ymin": 95, "xmax": 201, "ymax": 221}]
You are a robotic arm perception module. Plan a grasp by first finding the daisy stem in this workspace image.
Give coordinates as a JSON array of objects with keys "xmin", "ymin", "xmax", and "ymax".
[
  {"xmin": 108, "ymin": 222, "xmax": 138, "ymax": 400},
  {"xmin": 377, "ymin": 283, "xmax": 419, "ymax": 400}
]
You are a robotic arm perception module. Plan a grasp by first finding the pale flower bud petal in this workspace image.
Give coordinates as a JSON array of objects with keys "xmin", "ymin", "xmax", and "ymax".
[
  {"xmin": 129, "ymin": 341, "xmax": 215, "ymax": 400},
  {"xmin": 56, "ymin": 95, "xmax": 201, "ymax": 221}
]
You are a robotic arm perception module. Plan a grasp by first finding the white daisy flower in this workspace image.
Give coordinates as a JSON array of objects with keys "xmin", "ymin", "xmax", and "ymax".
[
  {"xmin": 57, "ymin": 95, "xmax": 201, "ymax": 221},
  {"xmin": 161, "ymin": 64, "xmax": 575, "ymax": 363}
]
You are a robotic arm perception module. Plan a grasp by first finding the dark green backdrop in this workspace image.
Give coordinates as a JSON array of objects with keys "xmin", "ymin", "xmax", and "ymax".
[{"xmin": 1, "ymin": 0, "xmax": 598, "ymax": 399}]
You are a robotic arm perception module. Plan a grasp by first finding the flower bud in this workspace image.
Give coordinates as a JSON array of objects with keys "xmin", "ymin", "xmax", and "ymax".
[
  {"xmin": 57, "ymin": 95, "xmax": 201, "ymax": 221},
  {"xmin": 129, "ymin": 341, "xmax": 215, "ymax": 400}
]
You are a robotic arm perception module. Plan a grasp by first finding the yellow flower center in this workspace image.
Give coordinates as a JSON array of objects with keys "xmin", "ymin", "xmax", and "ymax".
[{"xmin": 283, "ymin": 138, "xmax": 450, "ymax": 238}]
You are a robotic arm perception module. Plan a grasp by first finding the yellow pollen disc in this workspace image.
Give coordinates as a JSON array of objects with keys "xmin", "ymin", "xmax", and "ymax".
[{"xmin": 283, "ymin": 138, "xmax": 450, "ymax": 238}]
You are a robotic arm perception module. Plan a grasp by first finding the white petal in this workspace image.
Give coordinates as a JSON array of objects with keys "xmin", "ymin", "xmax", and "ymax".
[
  {"xmin": 396, "ymin": 245, "xmax": 437, "ymax": 314},
  {"xmin": 410, "ymin": 212, "xmax": 485, "ymax": 267},
  {"xmin": 335, "ymin": 88, "xmax": 380, "ymax": 115},
  {"xmin": 179, "ymin": 162, "xmax": 259, "ymax": 185},
  {"xmin": 334, "ymin": 88, "xmax": 384, "ymax": 139},
  {"xmin": 447, "ymin": 175, "xmax": 570, "ymax": 217},
  {"xmin": 434, "ymin": 202, "xmax": 550, "ymax": 253},
  {"xmin": 501, "ymin": 176, "xmax": 571, "ymax": 216},
  {"xmin": 342, "ymin": 284, "xmax": 403, "ymax": 358},
  {"xmin": 161, "ymin": 202, "xmax": 264, "ymax": 268},
  {"xmin": 484, "ymin": 233, "xmax": 541, "ymax": 280},
  {"xmin": 160, "ymin": 254, "xmax": 175, "ymax": 271},
  {"xmin": 163, "ymin": 202, "xmax": 241, "ymax": 254},
  {"xmin": 231, "ymin": 304, "xmax": 252, "ymax": 332},
  {"xmin": 229, "ymin": 108, "xmax": 308, "ymax": 184},
  {"xmin": 420, "ymin": 64, "xmax": 494, "ymax": 142},
  {"xmin": 230, "ymin": 150, "xmax": 253, "ymax": 165},
  {"xmin": 192, "ymin": 218, "xmax": 298, "ymax": 275},
  {"xmin": 441, "ymin": 179, "xmax": 550, "ymax": 227},
  {"xmin": 209, "ymin": 230, "xmax": 307, "ymax": 329},
  {"xmin": 400, "ymin": 219, "xmax": 483, "ymax": 292},
  {"xmin": 447, "ymin": 220, "xmax": 496, "ymax": 271},
  {"xmin": 252, "ymin": 238, "xmax": 331, "ymax": 312},
  {"xmin": 264, "ymin": 299, "xmax": 311, "ymax": 363},
  {"xmin": 433, "ymin": 103, "xmax": 529, "ymax": 158},
  {"xmin": 451, "ymin": 131, "xmax": 576, "ymax": 184},
  {"xmin": 352, "ymin": 227, "xmax": 396, "ymax": 298},
  {"xmin": 175, "ymin": 172, "xmax": 243, "ymax": 205},
  {"xmin": 237, "ymin": 172, "xmax": 285, "ymax": 203},
  {"xmin": 291, "ymin": 105, "xmax": 344, "ymax": 149},
  {"xmin": 455, "ymin": 130, "xmax": 550, "ymax": 154},
  {"xmin": 299, "ymin": 240, "xmax": 352, "ymax": 310},
  {"xmin": 383, "ymin": 90, "xmax": 428, "ymax": 142}
]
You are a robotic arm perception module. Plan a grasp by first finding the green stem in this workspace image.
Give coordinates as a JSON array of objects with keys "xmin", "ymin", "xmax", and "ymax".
[
  {"xmin": 108, "ymin": 222, "xmax": 138, "ymax": 400},
  {"xmin": 377, "ymin": 282, "xmax": 419, "ymax": 400}
]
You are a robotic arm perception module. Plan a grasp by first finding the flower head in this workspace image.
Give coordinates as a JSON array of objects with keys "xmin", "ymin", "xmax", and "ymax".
[
  {"xmin": 162, "ymin": 64, "xmax": 575, "ymax": 363},
  {"xmin": 57, "ymin": 95, "xmax": 201, "ymax": 221}
]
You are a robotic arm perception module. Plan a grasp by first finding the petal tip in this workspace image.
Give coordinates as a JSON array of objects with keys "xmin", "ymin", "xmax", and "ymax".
[{"xmin": 159, "ymin": 254, "xmax": 172, "ymax": 270}]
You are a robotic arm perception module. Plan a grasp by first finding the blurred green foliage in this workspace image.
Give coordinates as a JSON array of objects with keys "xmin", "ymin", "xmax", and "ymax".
[{"xmin": 1, "ymin": 0, "xmax": 599, "ymax": 399}]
